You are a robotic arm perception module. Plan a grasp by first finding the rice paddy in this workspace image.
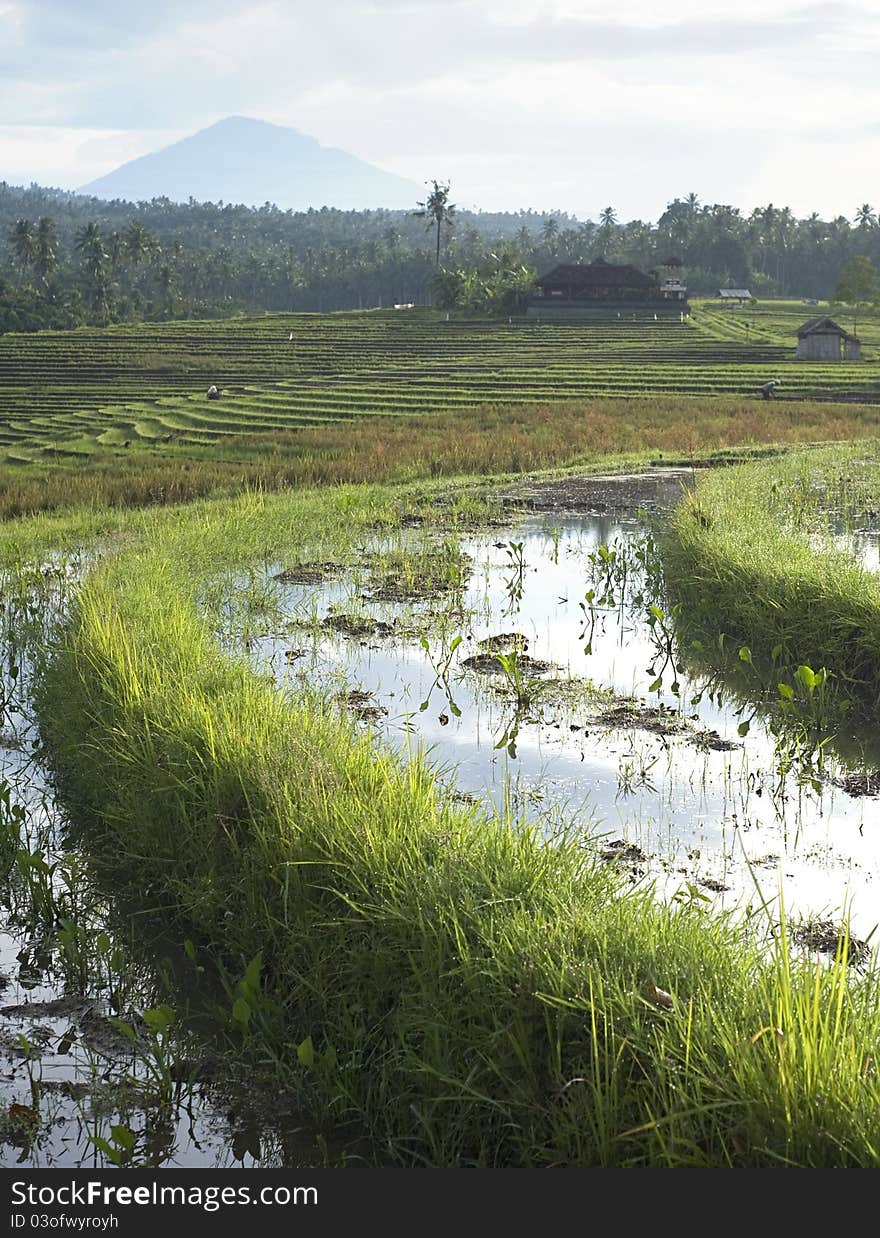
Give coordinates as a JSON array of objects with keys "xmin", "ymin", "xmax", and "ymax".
[{"xmin": 0, "ymin": 302, "xmax": 878, "ymax": 463}]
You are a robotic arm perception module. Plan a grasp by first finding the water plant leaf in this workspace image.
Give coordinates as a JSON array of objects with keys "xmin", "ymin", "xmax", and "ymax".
[
  {"xmin": 143, "ymin": 1005, "xmax": 175, "ymax": 1032},
  {"xmin": 231, "ymin": 997, "xmax": 251, "ymax": 1027},
  {"xmin": 240, "ymin": 952, "xmax": 263, "ymax": 997},
  {"xmin": 737, "ymin": 720, "xmax": 750, "ymax": 737},
  {"xmin": 296, "ymin": 1035, "xmax": 315, "ymax": 1068},
  {"xmin": 110, "ymin": 1124, "xmax": 136, "ymax": 1152}
]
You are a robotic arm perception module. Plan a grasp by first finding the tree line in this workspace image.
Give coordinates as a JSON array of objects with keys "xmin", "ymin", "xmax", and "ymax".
[{"xmin": 2, "ymin": 179, "xmax": 879, "ymax": 332}]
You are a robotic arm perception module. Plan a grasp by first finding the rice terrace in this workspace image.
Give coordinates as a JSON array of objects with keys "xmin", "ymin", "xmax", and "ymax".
[{"xmin": 3, "ymin": 285, "xmax": 880, "ymax": 1171}]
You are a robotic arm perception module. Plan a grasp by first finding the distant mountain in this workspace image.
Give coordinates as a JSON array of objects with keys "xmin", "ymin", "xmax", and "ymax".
[{"xmin": 78, "ymin": 116, "xmax": 422, "ymax": 211}]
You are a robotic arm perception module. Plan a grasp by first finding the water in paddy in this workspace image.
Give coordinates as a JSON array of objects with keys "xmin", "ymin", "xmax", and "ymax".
[
  {"xmin": 252, "ymin": 482, "xmax": 880, "ymax": 947},
  {"xmin": 0, "ymin": 744, "xmax": 324, "ymax": 1169}
]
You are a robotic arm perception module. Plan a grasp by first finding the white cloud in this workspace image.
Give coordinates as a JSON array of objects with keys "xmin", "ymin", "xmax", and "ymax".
[
  {"xmin": 0, "ymin": 125, "xmax": 183, "ymax": 188},
  {"xmin": 1, "ymin": 0, "xmax": 879, "ymax": 217}
]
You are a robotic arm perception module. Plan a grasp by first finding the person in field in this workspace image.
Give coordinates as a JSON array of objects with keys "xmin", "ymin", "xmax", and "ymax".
[{"xmin": 761, "ymin": 379, "xmax": 782, "ymax": 400}]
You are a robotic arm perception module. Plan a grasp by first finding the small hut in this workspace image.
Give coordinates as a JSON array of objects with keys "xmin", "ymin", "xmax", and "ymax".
[
  {"xmin": 795, "ymin": 317, "xmax": 862, "ymax": 361},
  {"xmin": 718, "ymin": 288, "xmax": 752, "ymax": 305}
]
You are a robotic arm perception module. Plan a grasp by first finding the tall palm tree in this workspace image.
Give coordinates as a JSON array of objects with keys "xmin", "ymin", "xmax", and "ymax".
[
  {"xmin": 74, "ymin": 222, "xmax": 110, "ymax": 315},
  {"xmin": 540, "ymin": 216, "xmax": 560, "ymax": 257},
  {"xmin": 33, "ymin": 217, "xmax": 58, "ymax": 285},
  {"xmin": 597, "ymin": 207, "xmax": 618, "ymax": 257},
  {"xmin": 414, "ymin": 180, "xmax": 456, "ymax": 266},
  {"xmin": 9, "ymin": 219, "xmax": 36, "ymax": 280}
]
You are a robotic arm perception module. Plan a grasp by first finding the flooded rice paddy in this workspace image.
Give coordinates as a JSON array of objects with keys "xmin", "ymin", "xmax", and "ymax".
[
  {"xmin": 254, "ymin": 473, "xmax": 880, "ymax": 949},
  {"xmin": 3, "ymin": 468, "xmax": 880, "ymax": 1168}
]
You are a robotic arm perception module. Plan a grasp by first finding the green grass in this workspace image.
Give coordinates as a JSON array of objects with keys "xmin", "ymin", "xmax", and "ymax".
[
  {"xmin": 662, "ymin": 442, "xmax": 880, "ymax": 719},
  {"xmin": 32, "ymin": 479, "xmax": 880, "ymax": 1167}
]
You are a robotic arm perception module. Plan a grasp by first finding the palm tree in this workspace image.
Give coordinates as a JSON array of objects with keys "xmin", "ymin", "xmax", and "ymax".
[
  {"xmin": 74, "ymin": 222, "xmax": 110, "ymax": 316},
  {"xmin": 597, "ymin": 207, "xmax": 618, "ymax": 257},
  {"xmin": 414, "ymin": 180, "xmax": 456, "ymax": 266},
  {"xmin": 33, "ymin": 217, "xmax": 58, "ymax": 285},
  {"xmin": 855, "ymin": 204, "xmax": 876, "ymax": 230},
  {"xmin": 107, "ymin": 231, "xmax": 126, "ymax": 270},
  {"xmin": 9, "ymin": 219, "xmax": 36, "ymax": 280},
  {"xmin": 540, "ymin": 216, "xmax": 560, "ymax": 257},
  {"xmin": 125, "ymin": 220, "xmax": 157, "ymax": 266}
]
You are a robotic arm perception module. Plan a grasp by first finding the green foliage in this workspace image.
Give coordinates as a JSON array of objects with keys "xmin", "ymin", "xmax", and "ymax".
[
  {"xmin": 4, "ymin": 179, "xmax": 880, "ymax": 328},
  {"xmin": 663, "ymin": 443, "xmax": 880, "ymax": 725},
  {"xmin": 833, "ymin": 256, "xmax": 880, "ymax": 334}
]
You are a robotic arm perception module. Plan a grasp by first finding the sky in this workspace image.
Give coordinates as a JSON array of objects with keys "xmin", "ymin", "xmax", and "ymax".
[{"xmin": 1, "ymin": 0, "xmax": 877, "ymax": 222}]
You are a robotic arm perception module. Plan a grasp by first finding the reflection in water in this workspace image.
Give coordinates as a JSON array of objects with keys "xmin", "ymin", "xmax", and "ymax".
[{"xmin": 254, "ymin": 500, "xmax": 880, "ymax": 942}]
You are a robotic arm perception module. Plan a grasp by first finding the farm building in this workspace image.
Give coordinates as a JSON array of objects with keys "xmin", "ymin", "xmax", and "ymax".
[
  {"xmin": 528, "ymin": 260, "xmax": 686, "ymax": 316},
  {"xmin": 795, "ymin": 316, "xmax": 862, "ymax": 361},
  {"xmin": 718, "ymin": 288, "xmax": 752, "ymax": 304}
]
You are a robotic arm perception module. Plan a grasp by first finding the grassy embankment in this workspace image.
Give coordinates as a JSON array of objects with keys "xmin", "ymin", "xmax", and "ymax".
[
  {"xmin": 32, "ymin": 476, "xmax": 880, "ymax": 1167},
  {"xmin": 663, "ymin": 442, "xmax": 880, "ymax": 723}
]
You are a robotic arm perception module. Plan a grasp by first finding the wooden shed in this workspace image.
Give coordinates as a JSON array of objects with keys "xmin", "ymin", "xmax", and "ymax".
[{"xmin": 795, "ymin": 316, "xmax": 862, "ymax": 361}]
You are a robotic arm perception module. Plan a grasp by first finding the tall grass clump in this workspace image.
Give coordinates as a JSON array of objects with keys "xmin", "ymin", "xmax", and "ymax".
[
  {"xmin": 663, "ymin": 442, "xmax": 880, "ymax": 715},
  {"xmin": 35, "ymin": 483, "xmax": 880, "ymax": 1166}
]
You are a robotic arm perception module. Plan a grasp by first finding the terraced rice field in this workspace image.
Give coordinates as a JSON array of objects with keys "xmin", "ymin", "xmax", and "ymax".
[{"xmin": 0, "ymin": 304, "xmax": 878, "ymax": 461}]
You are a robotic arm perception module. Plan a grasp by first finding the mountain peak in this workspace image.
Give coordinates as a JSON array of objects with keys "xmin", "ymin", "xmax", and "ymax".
[{"xmin": 78, "ymin": 117, "xmax": 421, "ymax": 211}]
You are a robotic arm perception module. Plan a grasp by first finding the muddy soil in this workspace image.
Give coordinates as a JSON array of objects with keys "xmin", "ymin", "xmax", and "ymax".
[{"xmin": 498, "ymin": 467, "xmax": 697, "ymax": 515}]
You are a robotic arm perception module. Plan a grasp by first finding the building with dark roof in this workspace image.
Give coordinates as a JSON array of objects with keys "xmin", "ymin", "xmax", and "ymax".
[
  {"xmin": 527, "ymin": 260, "xmax": 687, "ymax": 317},
  {"xmin": 533, "ymin": 260, "xmax": 655, "ymax": 300},
  {"xmin": 795, "ymin": 316, "xmax": 862, "ymax": 361}
]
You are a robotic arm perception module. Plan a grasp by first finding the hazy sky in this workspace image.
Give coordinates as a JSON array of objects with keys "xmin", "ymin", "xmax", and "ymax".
[{"xmin": 1, "ymin": 0, "xmax": 877, "ymax": 220}]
